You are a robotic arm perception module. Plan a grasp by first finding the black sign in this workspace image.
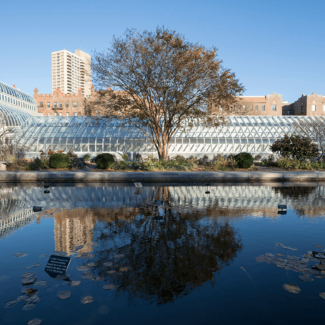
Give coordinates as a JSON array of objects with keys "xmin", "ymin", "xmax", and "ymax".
[
  {"xmin": 278, "ymin": 211, "xmax": 287, "ymax": 215},
  {"xmin": 312, "ymin": 251, "xmax": 325, "ymax": 260},
  {"xmin": 278, "ymin": 205, "xmax": 287, "ymax": 210},
  {"xmin": 33, "ymin": 206, "xmax": 42, "ymax": 212},
  {"xmin": 44, "ymin": 190, "xmax": 50, "ymax": 194},
  {"xmin": 45, "ymin": 254, "xmax": 71, "ymax": 276}
]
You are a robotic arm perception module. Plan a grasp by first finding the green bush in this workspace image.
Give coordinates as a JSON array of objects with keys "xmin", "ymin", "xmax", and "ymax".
[
  {"xmin": 49, "ymin": 153, "xmax": 70, "ymax": 169},
  {"xmin": 235, "ymin": 153, "xmax": 254, "ymax": 168},
  {"xmin": 270, "ymin": 134, "xmax": 319, "ymax": 160},
  {"xmin": 83, "ymin": 154, "xmax": 91, "ymax": 162},
  {"xmin": 95, "ymin": 153, "xmax": 115, "ymax": 169}
]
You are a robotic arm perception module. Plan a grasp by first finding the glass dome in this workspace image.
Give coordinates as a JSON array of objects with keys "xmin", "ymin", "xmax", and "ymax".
[
  {"xmin": 0, "ymin": 103, "xmax": 32, "ymax": 127},
  {"xmin": 0, "ymin": 81, "xmax": 36, "ymax": 104}
]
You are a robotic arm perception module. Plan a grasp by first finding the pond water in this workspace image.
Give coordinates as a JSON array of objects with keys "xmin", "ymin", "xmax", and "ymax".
[{"xmin": 0, "ymin": 183, "xmax": 325, "ymax": 324}]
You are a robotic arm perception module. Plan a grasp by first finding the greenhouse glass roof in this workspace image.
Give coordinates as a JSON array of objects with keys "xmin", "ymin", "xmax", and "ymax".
[
  {"xmin": 0, "ymin": 103, "xmax": 32, "ymax": 127},
  {"xmin": 16, "ymin": 115, "xmax": 325, "ymax": 157},
  {"xmin": 0, "ymin": 81, "xmax": 36, "ymax": 104}
]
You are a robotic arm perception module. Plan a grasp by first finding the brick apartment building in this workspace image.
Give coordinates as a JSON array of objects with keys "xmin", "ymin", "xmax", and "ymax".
[
  {"xmin": 34, "ymin": 87, "xmax": 85, "ymax": 116},
  {"xmin": 282, "ymin": 92, "xmax": 325, "ymax": 116}
]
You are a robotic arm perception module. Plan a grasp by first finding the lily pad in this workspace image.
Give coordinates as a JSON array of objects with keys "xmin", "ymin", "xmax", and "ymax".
[
  {"xmin": 114, "ymin": 254, "xmax": 124, "ymax": 259},
  {"xmin": 81, "ymin": 274, "xmax": 93, "ymax": 280},
  {"xmin": 55, "ymin": 274, "xmax": 69, "ymax": 281},
  {"xmin": 71, "ymin": 281, "xmax": 81, "ymax": 287},
  {"xmin": 4, "ymin": 300, "xmax": 17, "ymax": 308},
  {"xmin": 120, "ymin": 267, "xmax": 129, "ymax": 272},
  {"xmin": 313, "ymin": 244, "xmax": 323, "ymax": 248},
  {"xmin": 26, "ymin": 263, "xmax": 41, "ymax": 270},
  {"xmin": 22, "ymin": 304, "xmax": 35, "ymax": 310},
  {"xmin": 34, "ymin": 281, "xmax": 47, "ymax": 287},
  {"xmin": 87, "ymin": 262, "xmax": 97, "ymax": 267},
  {"xmin": 16, "ymin": 296, "xmax": 28, "ymax": 302},
  {"xmin": 103, "ymin": 284, "xmax": 116, "ymax": 290},
  {"xmin": 81, "ymin": 296, "xmax": 93, "ymax": 304},
  {"xmin": 103, "ymin": 262, "xmax": 113, "ymax": 267},
  {"xmin": 298, "ymin": 275, "xmax": 313, "ymax": 282},
  {"xmin": 316, "ymin": 264, "xmax": 325, "ymax": 270},
  {"xmin": 57, "ymin": 291, "xmax": 71, "ymax": 300},
  {"xmin": 22, "ymin": 272, "xmax": 35, "ymax": 278},
  {"xmin": 320, "ymin": 292, "xmax": 325, "ymax": 299},
  {"xmin": 26, "ymin": 295, "xmax": 40, "ymax": 304},
  {"xmin": 22, "ymin": 277, "xmax": 37, "ymax": 285},
  {"xmin": 77, "ymin": 266, "xmax": 89, "ymax": 272},
  {"xmin": 14, "ymin": 252, "xmax": 28, "ymax": 258},
  {"xmin": 94, "ymin": 276, "xmax": 104, "ymax": 281},
  {"xmin": 21, "ymin": 287, "xmax": 38, "ymax": 295},
  {"xmin": 28, "ymin": 319, "xmax": 43, "ymax": 325},
  {"xmin": 107, "ymin": 271, "xmax": 116, "ymax": 274},
  {"xmin": 282, "ymin": 284, "xmax": 301, "ymax": 294}
]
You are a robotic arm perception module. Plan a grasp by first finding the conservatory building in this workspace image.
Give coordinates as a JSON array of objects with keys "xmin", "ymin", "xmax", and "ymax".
[
  {"xmin": 0, "ymin": 82, "xmax": 40, "ymax": 127},
  {"xmin": 15, "ymin": 115, "xmax": 325, "ymax": 159}
]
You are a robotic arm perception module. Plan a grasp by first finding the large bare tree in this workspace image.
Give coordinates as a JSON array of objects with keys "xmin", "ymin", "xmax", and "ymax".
[
  {"xmin": 87, "ymin": 28, "xmax": 244, "ymax": 160},
  {"xmin": 293, "ymin": 117, "xmax": 325, "ymax": 161}
]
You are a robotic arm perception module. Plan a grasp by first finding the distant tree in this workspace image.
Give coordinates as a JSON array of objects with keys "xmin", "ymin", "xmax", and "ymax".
[
  {"xmin": 293, "ymin": 118, "xmax": 325, "ymax": 161},
  {"xmin": 86, "ymin": 27, "xmax": 244, "ymax": 160},
  {"xmin": 270, "ymin": 134, "xmax": 318, "ymax": 160}
]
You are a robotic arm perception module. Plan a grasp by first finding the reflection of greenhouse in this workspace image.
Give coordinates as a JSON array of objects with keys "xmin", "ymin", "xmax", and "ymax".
[{"xmin": 16, "ymin": 115, "xmax": 325, "ymax": 158}]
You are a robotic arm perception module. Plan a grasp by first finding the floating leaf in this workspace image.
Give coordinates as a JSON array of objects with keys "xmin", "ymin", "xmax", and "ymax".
[
  {"xmin": 28, "ymin": 319, "xmax": 43, "ymax": 325},
  {"xmin": 114, "ymin": 254, "xmax": 124, "ymax": 259},
  {"xmin": 4, "ymin": 300, "xmax": 17, "ymax": 308},
  {"xmin": 16, "ymin": 296, "xmax": 28, "ymax": 302},
  {"xmin": 22, "ymin": 304, "xmax": 35, "ymax": 310},
  {"xmin": 22, "ymin": 272, "xmax": 35, "ymax": 278},
  {"xmin": 26, "ymin": 295, "xmax": 40, "ymax": 304},
  {"xmin": 282, "ymin": 284, "xmax": 301, "ymax": 294},
  {"xmin": 120, "ymin": 267, "xmax": 129, "ymax": 272},
  {"xmin": 87, "ymin": 262, "xmax": 97, "ymax": 267},
  {"xmin": 107, "ymin": 271, "xmax": 116, "ymax": 274},
  {"xmin": 71, "ymin": 281, "xmax": 81, "ymax": 287},
  {"xmin": 320, "ymin": 292, "xmax": 325, "ymax": 299},
  {"xmin": 298, "ymin": 275, "xmax": 313, "ymax": 282},
  {"xmin": 94, "ymin": 276, "xmax": 104, "ymax": 281},
  {"xmin": 14, "ymin": 252, "xmax": 28, "ymax": 258},
  {"xmin": 77, "ymin": 266, "xmax": 89, "ymax": 272},
  {"xmin": 103, "ymin": 262, "xmax": 113, "ymax": 267},
  {"xmin": 81, "ymin": 274, "xmax": 93, "ymax": 280},
  {"xmin": 57, "ymin": 291, "xmax": 71, "ymax": 300},
  {"xmin": 81, "ymin": 296, "xmax": 93, "ymax": 304},
  {"xmin": 22, "ymin": 277, "xmax": 37, "ymax": 285},
  {"xmin": 277, "ymin": 254, "xmax": 285, "ymax": 257},
  {"xmin": 313, "ymin": 244, "xmax": 323, "ymax": 249},
  {"xmin": 34, "ymin": 281, "xmax": 47, "ymax": 287},
  {"xmin": 55, "ymin": 274, "xmax": 69, "ymax": 281},
  {"xmin": 316, "ymin": 264, "xmax": 325, "ymax": 270},
  {"xmin": 321, "ymin": 271, "xmax": 325, "ymax": 275},
  {"xmin": 103, "ymin": 284, "xmax": 116, "ymax": 290},
  {"xmin": 26, "ymin": 264, "xmax": 41, "ymax": 270}
]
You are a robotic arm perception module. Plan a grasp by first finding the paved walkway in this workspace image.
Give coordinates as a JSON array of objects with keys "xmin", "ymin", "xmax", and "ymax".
[{"xmin": 1, "ymin": 171, "xmax": 325, "ymax": 183}]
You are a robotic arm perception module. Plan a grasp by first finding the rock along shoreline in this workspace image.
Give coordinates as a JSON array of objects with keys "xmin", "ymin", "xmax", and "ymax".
[{"xmin": 1, "ymin": 171, "xmax": 325, "ymax": 183}]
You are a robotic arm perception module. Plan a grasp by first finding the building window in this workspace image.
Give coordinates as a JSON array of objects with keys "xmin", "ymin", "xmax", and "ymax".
[
  {"xmin": 54, "ymin": 112, "xmax": 58, "ymax": 116},
  {"xmin": 54, "ymin": 102, "xmax": 57, "ymax": 108},
  {"xmin": 243, "ymin": 105, "xmax": 246, "ymax": 112},
  {"xmin": 47, "ymin": 102, "xmax": 50, "ymax": 108},
  {"xmin": 272, "ymin": 105, "xmax": 276, "ymax": 111},
  {"xmin": 59, "ymin": 102, "xmax": 62, "ymax": 108},
  {"xmin": 66, "ymin": 102, "xmax": 69, "ymax": 108},
  {"xmin": 73, "ymin": 102, "xmax": 77, "ymax": 107},
  {"xmin": 74, "ymin": 112, "xmax": 77, "ymax": 116},
  {"xmin": 38, "ymin": 102, "xmax": 43, "ymax": 108},
  {"xmin": 255, "ymin": 105, "xmax": 258, "ymax": 111},
  {"xmin": 301, "ymin": 106, "xmax": 304, "ymax": 113},
  {"xmin": 66, "ymin": 113, "xmax": 69, "ymax": 116},
  {"xmin": 262, "ymin": 105, "xmax": 265, "ymax": 111},
  {"xmin": 250, "ymin": 105, "xmax": 253, "ymax": 111},
  {"xmin": 312, "ymin": 105, "xmax": 316, "ymax": 111},
  {"xmin": 59, "ymin": 112, "xmax": 62, "ymax": 116}
]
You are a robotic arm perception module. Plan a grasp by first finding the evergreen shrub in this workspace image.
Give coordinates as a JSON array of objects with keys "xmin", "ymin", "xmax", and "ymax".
[
  {"xmin": 95, "ymin": 153, "xmax": 115, "ymax": 169},
  {"xmin": 235, "ymin": 152, "xmax": 254, "ymax": 168},
  {"xmin": 49, "ymin": 153, "xmax": 70, "ymax": 169}
]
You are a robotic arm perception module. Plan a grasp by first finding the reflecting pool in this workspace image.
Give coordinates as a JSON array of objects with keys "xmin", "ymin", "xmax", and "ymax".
[{"xmin": 0, "ymin": 184, "xmax": 325, "ymax": 324}]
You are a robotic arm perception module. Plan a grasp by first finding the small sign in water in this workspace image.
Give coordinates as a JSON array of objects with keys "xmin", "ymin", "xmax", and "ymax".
[
  {"xmin": 134, "ymin": 182, "xmax": 143, "ymax": 188},
  {"xmin": 155, "ymin": 200, "xmax": 163, "ymax": 205},
  {"xmin": 44, "ymin": 190, "xmax": 50, "ymax": 194},
  {"xmin": 278, "ymin": 205, "xmax": 287, "ymax": 210},
  {"xmin": 45, "ymin": 254, "xmax": 71, "ymax": 277},
  {"xmin": 33, "ymin": 206, "xmax": 42, "ymax": 212},
  {"xmin": 278, "ymin": 211, "xmax": 287, "ymax": 215},
  {"xmin": 312, "ymin": 251, "xmax": 325, "ymax": 260}
]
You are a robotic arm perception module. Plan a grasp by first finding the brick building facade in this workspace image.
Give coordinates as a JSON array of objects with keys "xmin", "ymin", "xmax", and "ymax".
[
  {"xmin": 34, "ymin": 87, "xmax": 85, "ymax": 116},
  {"xmin": 282, "ymin": 92, "xmax": 325, "ymax": 116}
]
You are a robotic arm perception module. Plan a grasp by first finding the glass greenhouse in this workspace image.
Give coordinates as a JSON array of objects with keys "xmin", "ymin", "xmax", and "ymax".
[{"xmin": 16, "ymin": 115, "xmax": 325, "ymax": 158}]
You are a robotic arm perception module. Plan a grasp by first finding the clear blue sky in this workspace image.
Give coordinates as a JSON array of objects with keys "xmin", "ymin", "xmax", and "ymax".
[{"xmin": 1, "ymin": 0, "xmax": 324, "ymax": 103}]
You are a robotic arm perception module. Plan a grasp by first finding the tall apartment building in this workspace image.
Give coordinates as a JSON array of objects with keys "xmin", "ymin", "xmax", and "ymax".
[{"xmin": 52, "ymin": 49, "xmax": 91, "ymax": 98}]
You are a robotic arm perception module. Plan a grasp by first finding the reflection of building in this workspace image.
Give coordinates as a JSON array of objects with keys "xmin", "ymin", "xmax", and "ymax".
[{"xmin": 54, "ymin": 209, "xmax": 94, "ymax": 255}]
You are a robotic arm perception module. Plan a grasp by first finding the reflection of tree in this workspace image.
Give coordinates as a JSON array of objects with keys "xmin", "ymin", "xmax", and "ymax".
[
  {"xmin": 272, "ymin": 186, "xmax": 315, "ymax": 199},
  {"xmin": 90, "ymin": 187, "xmax": 243, "ymax": 304}
]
